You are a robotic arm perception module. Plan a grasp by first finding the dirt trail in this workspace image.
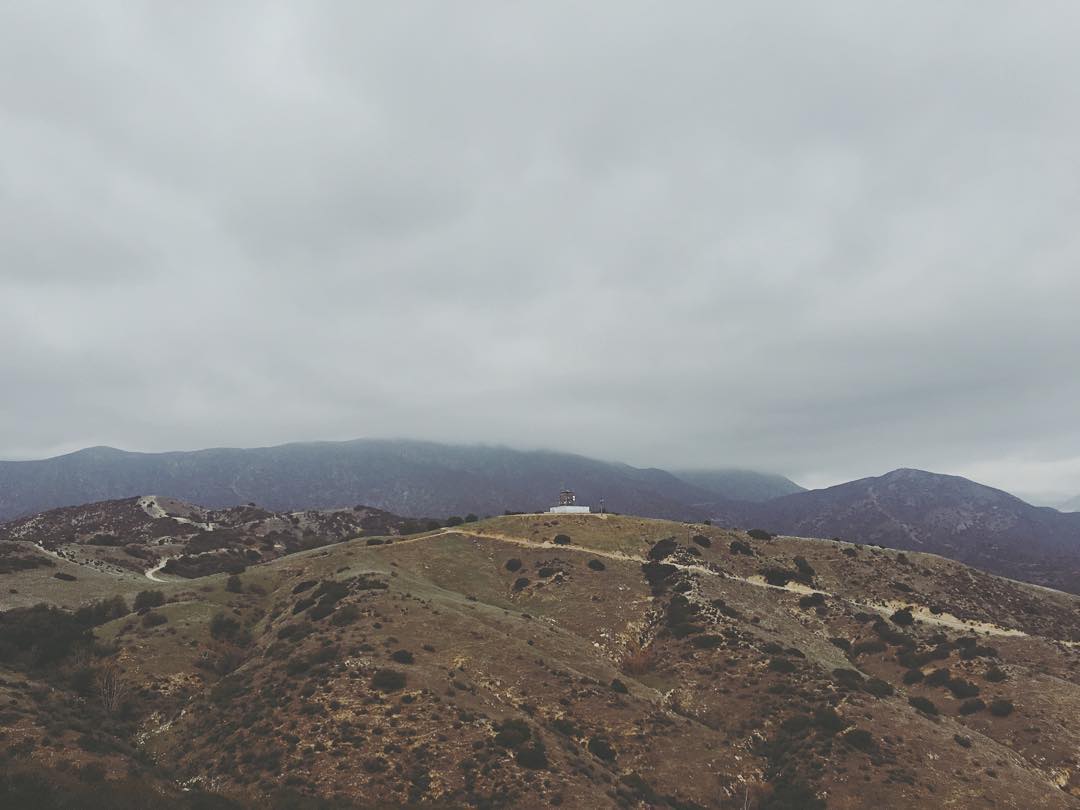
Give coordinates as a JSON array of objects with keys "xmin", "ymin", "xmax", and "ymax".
[{"xmin": 145, "ymin": 557, "xmax": 173, "ymax": 582}]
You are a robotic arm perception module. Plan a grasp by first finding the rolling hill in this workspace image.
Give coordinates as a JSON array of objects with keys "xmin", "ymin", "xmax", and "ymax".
[{"xmin": 1, "ymin": 511, "xmax": 1078, "ymax": 808}]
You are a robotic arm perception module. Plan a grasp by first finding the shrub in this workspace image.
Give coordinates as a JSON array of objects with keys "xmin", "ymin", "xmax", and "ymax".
[
  {"xmin": 989, "ymin": 699, "xmax": 1014, "ymax": 717},
  {"xmin": 692, "ymin": 534, "xmax": 711, "ymax": 548},
  {"xmin": 209, "ymin": 613, "xmax": 241, "ymax": 641},
  {"xmin": 141, "ymin": 611, "xmax": 168, "ymax": 628},
  {"xmin": 512, "ymin": 577, "xmax": 530, "ymax": 592},
  {"xmin": 515, "ymin": 741, "xmax": 548, "ymax": 769},
  {"xmin": 958, "ymin": 698, "xmax": 985, "ymax": 715},
  {"xmin": 587, "ymin": 559, "xmax": 606, "ymax": 571},
  {"xmin": 798, "ymin": 593, "xmax": 825, "ymax": 609},
  {"xmin": 812, "ymin": 706, "xmax": 848, "ymax": 735},
  {"xmin": 863, "ymin": 678, "xmax": 894, "ymax": 698},
  {"xmin": 610, "ymin": 678, "xmax": 628, "ymax": 694},
  {"xmin": 760, "ymin": 568, "xmax": 794, "ymax": 587},
  {"xmin": 641, "ymin": 562, "xmax": 677, "ymax": 590},
  {"xmin": 832, "ymin": 669, "xmax": 865, "ymax": 689},
  {"xmin": 947, "ymin": 678, "xmax": 980, "ymax": 699},
  {"xmin": 493, "ymin": 719, "xmax": 531, "ymax": 748},
  {"xmin": 793, "ymin": 556, "xmax": 815, "ymax": 580},
  {"xmin": 925, "ymin": 667, "xmax": 951, "ymax": 687},
  {"xmin": 587, "ymin": 736, "xmax": 616, "ymax": 761},
  {"xmin": 553, "ymin": 534, "xmax": 572, "ymax": 546},
  {"xmin": 691, "ymin": 634, "xmax": 724, "ymax": 649},
  {"xmin": 890, "ymin": 608, "xmax": 915, "ymax": 626},
  {"xmin": 371, "ymin": 669, "xmax": 406, "ymax": 691},
  {"xmin": 908, "ymin": 696, "xmax": 938, "ymax": 715},
  {"xmin": 330, "ymin": 604, "xmax": 361, "ymax": 627},
  {"xmin": 729, "ymin": 540, "xmax": 753, "ymax": 556},
  {"xmin": 133, "ymin": 590, "xmax": 166, "ymax": 611},
  {"xmin": 647, "ymin": 538, "xmax": 678, "ymax": 560},
  {"xmin": 902, "ymin": 669, "xmax": 925, "ymax": 684},
  {"xmin": 843, "ymin": 728, "xmax": 877, "ymax": 753},
  {"xmin": 769, "ymin": 658, "xmax": 796, "ymax": 673},
  {"xmin": 390, "ymin": 649, "xmax": 414, "ymax": 664},
  {"xmin": 52, "ymin": 572, "xmax": 77, "ymax": 582},
  {"xmin": 225, "ymin": 575, "xmax": 243, "ymax": 593},
  {"xmin": 445, "ymin": 516, "xmax": 464, "ymax": 527},
  {"xmin": 747, "ymin": 529, "xmax": 773, "ymax": 541},
  {"xmin": 985, "ymin": 665, "xmax": 1008, "ymax": 683},
  {"xmin": 851, "ymin": 640, "xmax": 887, "ymax": 656},
  {"xmin": 464, "ymin": 514, "xmax": 479, "ymax": 523},
  {"xmin": 505, "ymin": 558, "xmax": 522, "ymax": 572}
]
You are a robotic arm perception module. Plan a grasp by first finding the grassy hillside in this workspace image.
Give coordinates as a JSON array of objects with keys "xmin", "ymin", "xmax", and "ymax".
[{"xmin": 2, "ymin": 513, "xmax": 1079, "ymax": 808}]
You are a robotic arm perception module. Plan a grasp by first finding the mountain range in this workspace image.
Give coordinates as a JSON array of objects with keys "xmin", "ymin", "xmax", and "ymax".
[{"xmin": 1, "ymin": 440, "xmax": 1078, "ymax": 593}]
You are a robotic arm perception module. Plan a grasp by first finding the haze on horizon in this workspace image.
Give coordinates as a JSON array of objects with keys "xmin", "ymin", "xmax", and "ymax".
[{"xmin": 3, "ymin": 3, "xmax": 1080, "ymax": 503}]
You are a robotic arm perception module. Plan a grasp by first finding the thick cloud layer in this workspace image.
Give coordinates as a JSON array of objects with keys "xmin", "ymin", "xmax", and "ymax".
[{"xmin": 3, "ymin": 3, "xmax": 1080, "ymax": 500}]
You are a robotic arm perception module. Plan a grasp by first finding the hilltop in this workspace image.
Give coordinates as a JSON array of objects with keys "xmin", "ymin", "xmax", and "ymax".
[{"xmin": 1, "ymin": 510, "xmax": 1078, "ymax": 808}]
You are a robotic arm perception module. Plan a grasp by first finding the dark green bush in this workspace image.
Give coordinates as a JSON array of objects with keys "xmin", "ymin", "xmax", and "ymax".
[
  {"xmin": 747, "ymin": 529, "xmax": 773, "ymax": 541},
  {"xmin": 890, "ymin": 608, "xmax": 915, "ymax": 626},
  {"xmin": 587, "ymin": 736, "xmax": 616, "ymax": 761},
  {"xmin": 371, "ymin": 669, "xmax": 406, "ymax": 691},
  {"xmin": 133, "ymin": 590, "xmax": 166, "ymax": 611},
  {"xmin": 958, "ymin": 698, "xmax": 985, "ymax": 715},
  {"xmin": 769, "ymin": 658, "xmax": 796, "ymax": 673},
  {"xmin": 863, "ymin": 678, "xmax": 894, "ymax": 697},
  {"xmin": 843, "ymin": 728, "xmax": 876, "ymax": 752},
  {"xmin": 209, "ymin": 613, "xmax": 241, "ymax": 641},
  {"xmin": 493, "ymin": 718, "xmax": 531, "ymax": 748},
  {"xmin": 989, "ymin": 699, "xmax": 1014, "ymax": 717},
  {"xmin": 908, "ymin": 696, "xmax": 938, "ymax": 715}
]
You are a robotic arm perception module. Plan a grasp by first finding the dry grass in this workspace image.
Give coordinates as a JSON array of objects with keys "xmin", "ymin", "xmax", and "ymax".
[{"xmin": 621, "ymin": 642, "xmax": 657, "ymax": 675}]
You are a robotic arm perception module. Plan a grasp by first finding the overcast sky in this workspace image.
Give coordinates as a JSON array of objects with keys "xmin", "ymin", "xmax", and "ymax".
[{"xmin": 3, "ymin": 2, "xmax": 1080, "ymax": 501}]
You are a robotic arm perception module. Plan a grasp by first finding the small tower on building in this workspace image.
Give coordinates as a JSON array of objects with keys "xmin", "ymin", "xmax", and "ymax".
[{"xmin": 549, "ymin": 489, "xmax": 590, "ymax": 514}]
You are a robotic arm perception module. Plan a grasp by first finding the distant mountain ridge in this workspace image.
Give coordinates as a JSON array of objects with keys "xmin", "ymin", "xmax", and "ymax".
[
  {"xmin": 1060, "ymin": 493, "xmax": 1080, "ymax": 513},
  {"xmin": 2, "ymin": 441, "xmax": 1078, "ymax": 593},
  {"xmin": 0, "ymin": 440, "xmax": 720, "ymax": 523},
  {"xmin": 671, "ymin": 468, "xmax": 805, "ymax": 502},
  {"xmin": 723, "ymin": 468, "xmax": 1080, "ymax": 594}
]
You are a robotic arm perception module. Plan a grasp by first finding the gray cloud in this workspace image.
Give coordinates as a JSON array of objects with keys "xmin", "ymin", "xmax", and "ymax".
[{"xmin": 3, "ymin": 2, "xmax": 1080, "ymax": 499}]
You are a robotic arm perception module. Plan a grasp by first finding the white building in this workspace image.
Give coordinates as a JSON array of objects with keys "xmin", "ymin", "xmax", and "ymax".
[{"xmin": 549, "ymin": 489, "xmax": 590, "ymax": 514}]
